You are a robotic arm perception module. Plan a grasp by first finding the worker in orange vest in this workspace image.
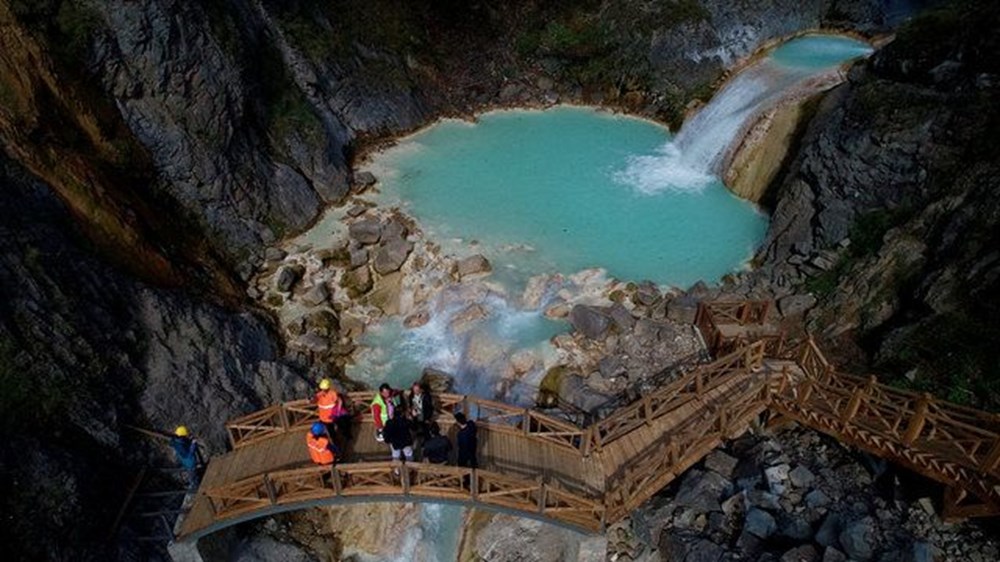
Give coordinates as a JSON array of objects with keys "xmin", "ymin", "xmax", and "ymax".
[
  {"xmin": 307, "ymin": 422, "xmax": 337, "ymax": 465},
  {"xmin": 316, "ymin": 378, "xmax": 352, "ymax": 447}
]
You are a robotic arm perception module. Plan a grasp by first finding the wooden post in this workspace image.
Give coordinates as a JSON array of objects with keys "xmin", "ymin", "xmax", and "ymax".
[
  {"xmin": 277, "ymin": 404, "xmax": 290, "ymax": 431},
  {"xmin": 331, "ymin": 466, "xmax": 342, "ymax": 496},
  {"xmin": 796, "ymin": 379, "xmax": 814, "ymax": 407},
  {"xmin": 902, "ymin": 393, "xmax": 931, "ymax": 446},
  {"xmin": 695, "ymin": 372, "xmax": 704, "ymax": 396},
  {"xmin": 523, "ymin": 409, "xmax": 531, "ymax": 436},
  {"xmin": 980, "ymin": 436, "xmax": 1000, "ymax": 473},
  {"xmin": 263, "ymin": 475, "xmax": 277, "ymax": 505},
  {"xmin": 841, "ymin": 383, "xmax": 869, "ymax": 424},
  {"xmin": 537, "ymin": 482, "xmax": 547, "ymax": 514},
  {"xmin": 401, "ymin": 463, "xmax": 410, "ymax": 495},
  {"xmin": 470, "ymin": 470, "xmax": 479, "ymax": 501},
  {"xmin": 581, "ymin": 426, "xmax": 593, "ymax": 457},
  {"xmin": 643, "ymin": 395, "xmax": 653, "ymax": 426}
]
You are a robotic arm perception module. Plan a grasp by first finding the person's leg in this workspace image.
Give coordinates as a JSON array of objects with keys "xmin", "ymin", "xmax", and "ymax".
[
  {"xmin": 403, "ymin": 446, "xmax": 414, "ymax": 462},
  {"xmin": 391, "ymin": 447, "xmax": 401, "ymax": 461}
]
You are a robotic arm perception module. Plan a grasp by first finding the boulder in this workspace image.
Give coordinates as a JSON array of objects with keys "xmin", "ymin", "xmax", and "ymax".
[
  {"xmin": 838, "ymin": 516, "xmax": 876, "ymax": 561},
  {"xmin": 275, "ymin": 264, "xmax": 305, "ymax": 292},
  {"xmin": 777, "ymin": 512, "xmax": 813, "ymax": 541},
  {"xmin": 544, "ymin": 302, "xmax": 571, "ymax": 319},
  {"xmin": 674, "ymin": 469, "xmax": 731, "ymax": 513},
  {"xmin": 349, "ymin": 246, "xmax": 369, "ymax": 268},
  {"xmin": 366, "ymin": 271, "xmax": 403, "ymax": 315},
  {"xmin": 349, "ymin": 218, "xmax": 382, "ymax": 245},
  {"xmin": 780, "ymin": 545, "xmax": 819, "ymax": 562},
  {"xmin": 450, "ymin": 303, "xmax": 490, "ymax": 334},
  {"xmin": 456, "ymin": 254, "xmax": 492, "ymax": 278},
  {"xmin": 789, "ymin": 465, "xmax": 816, "ymax": 488},
  {"xmin": 404, "ymin": 309, "xmax": 431, "ymax": 329},
  {"xmin": 232, "ymin": 536, "xmax": 317, "ymax": 562},
  {"xmin": 341, "ymin": 266, "xmax": 373, "ymax": 296},
  {"xmin": 569, "ymin": 305, "xmax": 612, "ymax": 340},
  {"xmin": 373, "ymin": 238, "xmax": 413, "ymax": 275},
  {"xmin": 420, "ymin": 368, "xmax": 454, "ymax": 394},
  {"xmin": 296, "ymin": 332, "xmax": 330, "ymax": 354},
  {"xmin": 765, "ymin": 464, "xmax": 791, "ymax": 495},
  {"xmin": 778, "ymin": 294, "xmax": 817, "ymax": 317},
  {"xmin": 346, "ymin": 204, "xmax": 367, "ymax": 217},
  {"xmin": 659, "ymin": 533, "xmax": 724, "ymax": 562},
  {"xmin": 744, "ymin": 508, "xmax": 777, "ymax": 539},
  {"xmin": 821, "ymin": 548, "xmax": 847, "ymax": 562},
  {"xmin": 704, "ymin": 450, "xmax": 739, "ymax": 478},
  {"xmin": 910, "ymin": 541, "xmax": 934, "ymax": 562},
  {"xmin": 381, "ymin": 217, "xmax": 409, "ymax": 241},
  {"xmin": 635, "ymin": 282, "xmax": 662, "ymax": 306},
  {"xmin": 607, "ymin": 303, "xmax": 635, "ymax": 331},
  {"xmin": 304, "ymin": 310, "xmax": 339, "ymax": 336},
  {"xmin": 300, "ymin": 283, "xmax": 329, "ymax": 307},
  {"xmin": 264, "ymin": 247, "xmax": 287, "ymax": 262},
  {"xmin": 805, "ymin": 489, "xmax": 830, "ymax": 509},
  {"xmin": 815, "ymin": 513, "xmax": 841, "ymax": 549},
  {"xmin": 667, "ymin": 295, "xmax": 699, "ymax": 324},
  {"xmin": 352, "ymin": 171, "xmax": 377, "ymax": 190}
]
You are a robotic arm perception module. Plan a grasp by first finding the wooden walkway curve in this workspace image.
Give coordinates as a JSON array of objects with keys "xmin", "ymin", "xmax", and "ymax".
[{"xmin": 174, "ymin": 301, "xmax": 1000, "ymax": 542}]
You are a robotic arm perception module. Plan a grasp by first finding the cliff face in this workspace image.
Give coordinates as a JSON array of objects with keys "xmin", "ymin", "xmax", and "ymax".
[{"xmin": 755, "ymin": 2, "xmax": 1000, "ymax": 409}]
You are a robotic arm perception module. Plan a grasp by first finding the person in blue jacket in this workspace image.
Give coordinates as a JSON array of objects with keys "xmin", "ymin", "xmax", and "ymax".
[{"xmin": 171, "ymin": 425, "xmax": 201, "ymax": 490}]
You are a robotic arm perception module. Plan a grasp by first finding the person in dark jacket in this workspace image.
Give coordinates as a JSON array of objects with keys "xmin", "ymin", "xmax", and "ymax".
[
  {"xmin": 408, "ymin": 382, "xmax": 435, "ymax": 439},
  {"xmin": 383, "ymin": 408, "xmax": 414, "ymax": 462},
  {"xmin": 170, "ymin": 426, "xmax": 201, "ymax": 490},
  {"xmin": 422, "ymin": 422, "xmax": 452, "ymax": 464},
  {"xmin": 454, "ymin": 413, "xmax": 478, "ymax": 468}
]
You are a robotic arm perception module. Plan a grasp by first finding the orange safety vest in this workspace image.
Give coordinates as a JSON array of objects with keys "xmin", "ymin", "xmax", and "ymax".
[
  {"xmin": 316, "ymin": 389, "xmax": 339, "ymax": 423},
  {"xmin": 307, "ymin": 433, "xmax": 334, "ymax": 465}
]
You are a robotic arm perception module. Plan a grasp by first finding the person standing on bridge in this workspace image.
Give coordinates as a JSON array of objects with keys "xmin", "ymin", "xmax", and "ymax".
[
  {"xmin": 422, "ymin": 421, "xmax": 452, "ymax": 464},
  {"xmin": 371, "ymin": 383, "xmax": 401, "ymax": 442},
  {"xmin": 171, "ymin": 426, "xmax": 202, "ymax": 490},
  {"xmin": 383, "ymin": 408, "xmax": 414, "ymax": 463},
  {"xmin": 408, "ymin": 382, "xmax": 434, "ymax": 440},
  {"xmin": 454, "ymin": 413, "xmax": 478, "ymax": 469},
  {"xmin": 307, "ymin": 422, "xmax": 338, "ymax": 466}
]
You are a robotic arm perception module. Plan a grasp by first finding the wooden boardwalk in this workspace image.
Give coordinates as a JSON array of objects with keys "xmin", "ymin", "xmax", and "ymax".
[{"xmin": 174, "ymin": 302, "xmax": 1000, "ymax": 542}]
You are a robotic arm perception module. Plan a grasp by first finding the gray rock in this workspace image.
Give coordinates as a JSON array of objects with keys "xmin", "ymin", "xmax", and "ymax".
[
  {"xmin": 296, "ymin": 332, "xmax": 330, "ymax": 354},
  {"xmin": 382, "ymin": 217, "xmax": 409, "ymax": 241},
  {"xmin": 747, "ymin": 489, "xmax": 782, "ymax": 511},
  {"xmin": 704, "ymin": 450, "xmax": 739, "ymax": 478},
  {"xmin": 598, "ymin": 355, "xmax": 624, "ymax": 379},
  {"xmin": 838, "ymin": 516, "xmax": 876, "ymax": 561},
  {"xmin": 721, "ymin": 492, "xmax": 746, "ymax": 516},
  {"xmin": 778, "ymin": 294, "xmax": 817, "ymax": 317},
  {"xmin": 353, "ymin": 171, "xmax": 377, "ymax": 190},
  {"xmin": 349, "ymin": 218, "xmax": 382, "ymax": 245},
  {"xmin": 744, "ymin": 508, "xmax": 777, "ymax": 539},
  {"xmin": 346, "ymin": 204, "xmax": 367, "ymax": 217},
  {"xmin": 569, "ymin": 305, "xmax": 613, "ymax": 340},
  {"xmin": 667, "ymin": 295, "xmax": 699, "ymax": 324},
  {"xmin": 635, "ymin": 282, "xmax": 662, "ymax": 306},
  {"xmin": 765, "ymin": 464, "xmax": 791, "ymax": 495},
  {"xmin": 264, "ymin": 247, "xmax": 287, "ymax": 262},
  {"xmin": 341, "ymin": 265, "xmax": 372, "ymax": 295},
  {"xmin": 607, "ymin": 303, "xmax": 636, "ymax": 331},
  {"xmin": 660, "ymin": 533, "xmax": 724, "ymax": 562},
  {"xmin": 781, "ymin": 545, "xmax": 819, "ymax": 562},
  {"xmin": 777, "ymin": 513, "xmax": 813, "ymax": 541},
  {"xmin": 373, "ymin": 237, "xmax": 413, "ymax": 274},
  {"xmin": 789, "ymin": 465, "xmax": 816, "ymax": 488},
  {"xmin": 349, "ymin": 246, "xmax": 369, "ymax": 268},
  {"xmin": 815, "ymin": 513, "xmax": 842, "ymax": 549},
  {"xmin": 674, "ymin": 469, "xmax": 731, "ymax": 513},
  {"xmin": 275, "ymin": 265, "xmax": 305, "ymax": 292},
  {"xmin": 420, "ymin": 368, "xmax": 454, "ymax": 394},
  {"xmin": 821, "ymin": 548, "xmax": 847, "ymax": 562},
  {"xmin": 455, "ymin": 254, "xmax": 492, "ymax": 278},
  {"xmin": 805, "ymin": 489, "xmax": 831, "ymax": 509},
  {"xmin": 300, "ymin": 283, "xmax": 330, "ymax": 307}
]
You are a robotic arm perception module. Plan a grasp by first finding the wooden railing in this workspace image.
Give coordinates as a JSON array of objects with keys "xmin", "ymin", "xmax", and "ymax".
[
  {"xmin": 202, "ymin": 461, "xmax": 604, "ymax": 532},
  {"xmin": 770, "ymin": 340, "xmax": 1000, "ymax": 506},
  {"xmin": 226, "ymin": 392, "xmax": 588, "ymax": 454},
  {"xmin": 695, "ymin": 300, "xmax": 782, "ymax": 356},
  {"xmin": 588, "ymin": 341, "xmax": 765, "ymax": 451}
]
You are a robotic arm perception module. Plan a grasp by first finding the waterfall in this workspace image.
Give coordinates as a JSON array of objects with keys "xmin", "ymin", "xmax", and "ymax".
[{"xmin": 615, "ymin": 35, "xmax": 872, "ymax": 196}]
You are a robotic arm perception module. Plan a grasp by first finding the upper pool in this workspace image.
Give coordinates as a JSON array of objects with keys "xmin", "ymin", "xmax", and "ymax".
[
  {"xmin": 770, "ymin": 34, "xmax": 873, "ymax": 70},
  {"xmin": 368, "ymin": 106, "xmax": 767, "ymax": 288}
]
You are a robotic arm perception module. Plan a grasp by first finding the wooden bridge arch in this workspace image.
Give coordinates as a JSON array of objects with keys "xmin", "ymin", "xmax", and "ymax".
[{"xmin": 174, "ymin": 301, "xmax": 1000, "ymax": 542}]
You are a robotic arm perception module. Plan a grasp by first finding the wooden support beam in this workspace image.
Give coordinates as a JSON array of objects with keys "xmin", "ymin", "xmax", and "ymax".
[
  {"xmin": 980, "ymin": 437, "xmax": 1000, "ymax": 474},
  {"xmin": 331, "ymin": 466, "xmax": 342, "ymax": 496},
  {"xmin": 263, "ymin": 475, "xmax": 277, "ymax": 505}
]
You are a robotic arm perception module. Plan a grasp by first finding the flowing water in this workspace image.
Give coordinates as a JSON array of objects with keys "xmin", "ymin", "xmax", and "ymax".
[{"xmin": 343, "ymin": 34, "xmax": 872, "ymax": 561}]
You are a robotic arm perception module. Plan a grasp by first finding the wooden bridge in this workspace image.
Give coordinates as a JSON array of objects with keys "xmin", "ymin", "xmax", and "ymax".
[{"xmin": 174, "ymin": 301, "xmax": 1000, "ymax": 542}]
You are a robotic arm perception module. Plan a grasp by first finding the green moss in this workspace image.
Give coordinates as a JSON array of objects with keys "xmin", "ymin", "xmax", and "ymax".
[
  {"xmin": 10, "ymin": 0, "xmax": 103, "ymax": 68},
  {"xmin": 255, "ymin": 41, "xmax": 323, "ymax": 152}
]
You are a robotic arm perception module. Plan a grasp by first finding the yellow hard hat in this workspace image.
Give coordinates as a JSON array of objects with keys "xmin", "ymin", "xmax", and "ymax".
[
  {"xmin": 175, "ymin": 426, "xmax": 189, "ymax": 437},
  {"xmin": 319, "ymin": 378, "xmax": 332, "ymax": 390}
]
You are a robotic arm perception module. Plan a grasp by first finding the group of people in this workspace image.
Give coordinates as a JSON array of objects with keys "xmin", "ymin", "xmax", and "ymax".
[{"xmin": 306, "ymin": 379, "xmax": 479, "ymax": 469}]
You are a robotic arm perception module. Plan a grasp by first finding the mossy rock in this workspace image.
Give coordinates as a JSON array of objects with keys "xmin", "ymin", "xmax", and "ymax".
[{"xmin": 537, "ymin": 365, "xmax": 571, "ymax": 408}]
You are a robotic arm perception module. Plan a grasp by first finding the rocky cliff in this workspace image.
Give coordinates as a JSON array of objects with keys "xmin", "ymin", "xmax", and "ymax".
[
  {"xmin": 753, "ymin": 1, "xmax": 1000, "ymax": 410},
  {"xmin": 0, "ymin": 0, "xmax": 908, "ymax": 559}
]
